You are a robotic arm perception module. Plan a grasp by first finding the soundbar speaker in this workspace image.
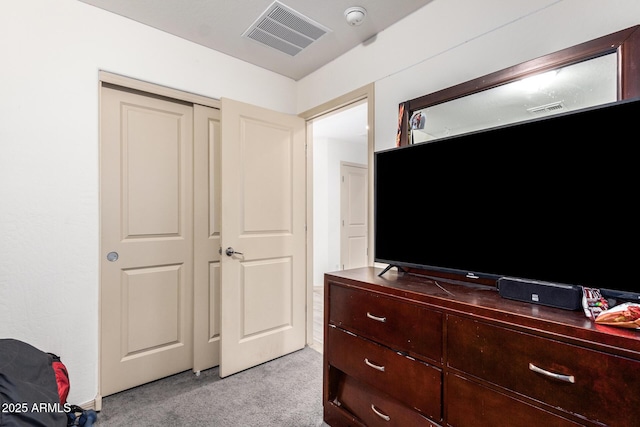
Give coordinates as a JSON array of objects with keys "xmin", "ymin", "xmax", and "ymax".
[{"xmin": 497, "ymin": 277, "xmax": 583, "ymax": 311}]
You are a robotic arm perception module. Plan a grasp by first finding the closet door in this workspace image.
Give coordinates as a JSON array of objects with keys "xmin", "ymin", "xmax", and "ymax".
[
  {"xmin": 100, "ymin": 85, "xmax": 194, "ymax": 396},
  {"xmin": 193, "ymin": 104, "xmax": 222, "ymax": 372}
]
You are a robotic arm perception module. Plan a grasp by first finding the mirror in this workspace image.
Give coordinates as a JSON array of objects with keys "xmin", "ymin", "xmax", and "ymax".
[
  {"xmin": 399, "ymin": 25, "xmax": 640, "ymax": 146},
  {"xmin": 410, "ymin": 54, "xmax": 617, "ymax": 142}
]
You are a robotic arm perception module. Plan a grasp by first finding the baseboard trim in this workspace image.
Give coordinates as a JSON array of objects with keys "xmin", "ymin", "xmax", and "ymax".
[
  {"xmin": 310, "ymin": 340, "xmax": 323, "ymax": 354},
  {"xmin": 79, "ymin": 394, "xmax": 102, "ymax": 412}
]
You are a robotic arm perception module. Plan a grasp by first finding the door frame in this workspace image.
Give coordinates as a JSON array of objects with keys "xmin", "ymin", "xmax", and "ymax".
[
  {"xmin": 299, "ymin": 83, "xmax": 375, "ymax": 346},
  {"xmin": 99, "ymin": 71, "xmax": 221, "ymax": 110}
]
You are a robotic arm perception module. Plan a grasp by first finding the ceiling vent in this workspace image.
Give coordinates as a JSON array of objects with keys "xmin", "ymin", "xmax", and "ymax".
[
  {"xmin": 527, "ymin": 101, "xmax": 565, "ymax": 115},
  {"xmin": 242, "ymin": 1, "xmax": 331, "ymax": 56}
]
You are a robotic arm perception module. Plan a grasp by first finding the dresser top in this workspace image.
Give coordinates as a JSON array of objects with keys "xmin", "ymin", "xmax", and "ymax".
[{"xmin": 325, "ymin": 267, "xmax": 640, "ymax": 357}]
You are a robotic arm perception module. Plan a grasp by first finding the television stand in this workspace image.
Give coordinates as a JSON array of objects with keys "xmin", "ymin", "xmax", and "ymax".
[
  {"xmin": 323, "ymin": 267, "xmax": 640, "ymax": 427},
  {"xmin": 377, "ymin": 264, "xmax": 407, "ymax": 277}
]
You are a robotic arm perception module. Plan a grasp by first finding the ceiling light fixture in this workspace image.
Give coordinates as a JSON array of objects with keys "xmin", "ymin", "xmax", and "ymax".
[{"xmin": 344, "ymin": 6, "xmax": 367, "ymax": 26}]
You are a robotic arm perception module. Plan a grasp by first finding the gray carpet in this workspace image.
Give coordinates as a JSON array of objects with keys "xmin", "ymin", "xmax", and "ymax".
[{"xmin": 97, "ymin": 347, "xmax": 327, "ymax": 427}]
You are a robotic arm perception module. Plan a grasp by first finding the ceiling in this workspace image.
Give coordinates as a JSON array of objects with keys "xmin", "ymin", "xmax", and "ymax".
[{"xmin": 78, "ymin": 0, "xmax": 433, "ymax": 81}]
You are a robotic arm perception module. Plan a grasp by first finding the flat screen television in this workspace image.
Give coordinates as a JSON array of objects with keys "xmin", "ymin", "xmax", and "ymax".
[{"xmin": 374, "ymin": 97, "xmax": 640, "ymax": 302}]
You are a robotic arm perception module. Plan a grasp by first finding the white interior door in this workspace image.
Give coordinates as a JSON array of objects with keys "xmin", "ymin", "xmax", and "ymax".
[
  {"xmin": 193, "ymin": 104, "xmax": 222, "ymax": 372},
  {"xmin": 340, "ymin": 162, "xmax": 368, "ymax": 270},
  {"xmin": 100, "ymin": 85, "xmax": 194, "ymax": 396},
  {"xmin": 219, "ymin": 98, "xmax": 306, "ymax": 377}
]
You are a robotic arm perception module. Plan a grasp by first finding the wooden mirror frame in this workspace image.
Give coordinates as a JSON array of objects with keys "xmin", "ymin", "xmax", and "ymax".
[{"xmin": 398, "ymin": 25, "xmax": 640, "ymax": 147}]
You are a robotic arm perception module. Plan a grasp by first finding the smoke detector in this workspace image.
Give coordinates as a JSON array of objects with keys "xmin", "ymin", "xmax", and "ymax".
[{"xmin": 344, "ymin": 6, "xmax": 367, "ymax": 26}]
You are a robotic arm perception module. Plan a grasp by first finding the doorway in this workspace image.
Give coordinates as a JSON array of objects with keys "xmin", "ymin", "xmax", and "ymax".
[{"xmin": 310, "ymin": 100, "xmax": 369, "ymax": 347}]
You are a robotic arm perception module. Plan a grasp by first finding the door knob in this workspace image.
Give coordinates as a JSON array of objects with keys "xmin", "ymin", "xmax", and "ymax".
[{"xmin": 225, "ymin": 247, "xmax": 244, "ymax": 257}]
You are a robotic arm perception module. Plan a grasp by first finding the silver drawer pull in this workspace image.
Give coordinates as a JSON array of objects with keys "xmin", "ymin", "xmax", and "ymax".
[
  {"xmin": 366, "ymin": 312, "xmax": 386, "ymax": 322},
  {"xmin": 529, "ymin": 363, "xmax": 575, "ymax": 383},
  {"xmin": 364, "ymin": 358, "xmax": 385, "ymax": 372},
  {"xmin": 371, "ymin": 404, "xmax": 390, "ymax": 421}
]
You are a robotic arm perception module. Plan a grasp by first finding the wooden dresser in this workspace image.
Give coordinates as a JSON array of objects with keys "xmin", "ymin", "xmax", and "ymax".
[{"xmin": 323, "ymin": 267, "xmax": 640, "ymax": 427}]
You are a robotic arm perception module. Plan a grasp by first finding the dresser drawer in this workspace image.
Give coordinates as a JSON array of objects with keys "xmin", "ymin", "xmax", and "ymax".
[
  {"xmin": 447, "ymin": 315, "xmax": 640, "ymax": 427},
  {"xmin": 327, "ymin": 325, "xmax": 442, "ymax": 421},
  {"xmin": 446, "ymin": 373, "xmax": 583, "ymax": 427},
  {"xmin": 334, "ymin": 371, "xmax": 440, "ymax": 427},
  {"xmin": 329, "ymin": 283, "xmax": 443, "ymax": 362}
]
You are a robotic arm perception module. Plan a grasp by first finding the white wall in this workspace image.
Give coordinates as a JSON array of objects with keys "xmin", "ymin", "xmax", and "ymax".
[
  {"xmin": 297, "ymin": 0, "xmax": 640, "ymax": 152},
  {"xmin": 0, "ymin": 0, "xmax": 296, "ymax": 405}
]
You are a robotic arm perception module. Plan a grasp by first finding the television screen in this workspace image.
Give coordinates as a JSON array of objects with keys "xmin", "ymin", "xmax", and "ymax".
[{"xmin": 374, "ymin": 98, "xmax": 639, "ymax": 300}]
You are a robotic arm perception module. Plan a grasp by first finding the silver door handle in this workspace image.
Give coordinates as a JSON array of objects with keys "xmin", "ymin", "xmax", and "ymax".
[{"xmin": 225, "ymin": 247, "xmax": 244, "ymax": 257}]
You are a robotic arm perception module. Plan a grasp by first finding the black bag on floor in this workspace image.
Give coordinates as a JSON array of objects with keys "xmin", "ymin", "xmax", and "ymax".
[{"xmin": 0, "ymin": 339, "xmax": 68, "ymax": 427}]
